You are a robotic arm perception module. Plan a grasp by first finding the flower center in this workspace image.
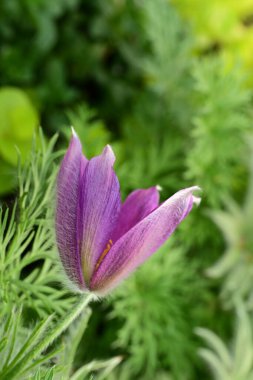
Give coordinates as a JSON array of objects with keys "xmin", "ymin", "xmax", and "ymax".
[{"xmin": 95, "ymin": 239, "xmax": 113, "ymax": 270}]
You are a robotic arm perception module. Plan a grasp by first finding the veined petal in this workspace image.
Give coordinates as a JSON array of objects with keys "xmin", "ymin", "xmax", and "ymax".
[
  {"xmin": 56, "ymin": 134, "xmax": 87, "ymax": 290},
  {"xmin": 78, "ymin": 145, "xmax": 121, "ymax": 284},
  {"xmin": 90, "ymin": 186, "xmax": 201, "ymax": 294},
  {"xmin": 111, "ymin": 187, "xmax": 160, "ymax": 242}
]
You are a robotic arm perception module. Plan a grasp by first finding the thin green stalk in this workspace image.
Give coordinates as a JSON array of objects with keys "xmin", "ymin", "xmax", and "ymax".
[
  {"xmin": 65, "ymin": 307, "xmax": 92, "ymax": 379},
  {"xmin": 1, "ymin": 294, "xmax": 93, "ymax": 380}
]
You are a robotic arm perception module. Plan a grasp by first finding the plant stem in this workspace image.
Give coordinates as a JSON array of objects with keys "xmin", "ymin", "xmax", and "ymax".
[{"xmin": 2, "ymin": 293, "xmax": 93, "ymax": 380}]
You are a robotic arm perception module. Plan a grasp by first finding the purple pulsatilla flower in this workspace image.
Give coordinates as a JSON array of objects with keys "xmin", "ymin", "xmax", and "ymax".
[{"xmin": 55, "ymin": 130, "xmax": 201, "ymax": 296}]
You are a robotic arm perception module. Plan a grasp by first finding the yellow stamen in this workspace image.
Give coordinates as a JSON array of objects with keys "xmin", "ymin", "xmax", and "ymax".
[{"xmin": 95, "ymin": 239, "xmax": 113, "ymax": 270}]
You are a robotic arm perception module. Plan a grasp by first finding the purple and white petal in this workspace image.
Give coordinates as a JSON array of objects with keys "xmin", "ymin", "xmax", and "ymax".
[
  {"xmin": 111, "ymin": 187, "xmax": 160, "ymax": 242},
  {"xmin": 90, "ymin": 186, "xmax": 201, "ymax": 294},
  {"xmin": 56, "ymin": 133, "xmax": 87, "ymax": 290},
  {"xmin": 78, "ymin": 145, "xmax": 121, "ymax": 284}
]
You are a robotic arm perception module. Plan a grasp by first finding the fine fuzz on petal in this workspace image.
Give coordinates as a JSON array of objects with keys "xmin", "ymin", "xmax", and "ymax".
[
  {"xmin": 56, "ymin": 134, "xmax": 87, "ymax": 290},
  {"xmin": 90, "ymin": 186, "xmax": 201, "ymax": 294},
  {"xmin": 78, "ymin": 145, "xmax": 121, "ymax": 284}
]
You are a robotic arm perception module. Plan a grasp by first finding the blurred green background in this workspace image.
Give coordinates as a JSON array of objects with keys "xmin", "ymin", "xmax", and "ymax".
[{"xmin": 1, "ymin": 0, "xmax": 253, "ymax": 379}]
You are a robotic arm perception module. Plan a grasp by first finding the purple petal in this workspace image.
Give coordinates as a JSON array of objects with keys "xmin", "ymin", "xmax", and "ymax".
[
  {"xmin": 78, "ymin": 145, "xmax": 121, "ymax": 284},
  {"xmin": 90, "ymin": 186, "xmax": 201, "ymax": 294},
  {"xmin": 56, "ymin": 133, "xmax": 87, "ymax": 290},
  {"xmin": 111, "ymin": 187, "xmax": 160, "ymax": 242}
]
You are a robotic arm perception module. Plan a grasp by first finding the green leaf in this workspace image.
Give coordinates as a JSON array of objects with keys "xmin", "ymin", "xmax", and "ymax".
[{"xmin": 0, "ymin": 87, "xmax": 39, "ymax": 165}]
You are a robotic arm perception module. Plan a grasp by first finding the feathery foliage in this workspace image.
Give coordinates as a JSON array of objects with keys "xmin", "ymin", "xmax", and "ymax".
[
  {"xmin": 196, "ymin": 304, "xmax": 253, "ymax": 380},
  {"xmin": 0, "ymin": 307, "xmax": 61, "ymax": 379},
  {"xmin": 187, "ymin": 58, "xmax": 251, "ymax": 207},
  {"xmin": 0, "ymin": 130, "xmax": 75, "ymax": 318},
  {"xmin": 207, "ymin": 141, "xmax": 253, "ymax": 309},
  {"xmin": 116, "ymin": 0, "xmax": 194, "ymax": 197},
  {"xmin": 141, "ymin": 0, "xmax": 193, "ymax": 128}
]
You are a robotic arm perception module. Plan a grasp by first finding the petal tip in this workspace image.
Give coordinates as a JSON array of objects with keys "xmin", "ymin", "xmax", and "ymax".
[
  {"xmin": 190, "ymin": 185, "xmax": 202, "ymax": 193},
  {"xmin": 103, "ymin": 144, "xmax": 113, "ymax": 153},
  {"xmin": 190, "ymin": 186, "xmax": 202, "ymax": 206},
  {"xmin": 193, "ymin": 195, "xmax": 201, "ymax": 206},
  {"xmin": 156, "ymin": 184, "xmax": 163, "ymax": 192},
  {"xmin": 71, "ymin": 126, "xmax": 78, "ymax": 138},
  {"xmin": 102, "ymin": 144, "xmax": 116, "ymax": 165}
]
